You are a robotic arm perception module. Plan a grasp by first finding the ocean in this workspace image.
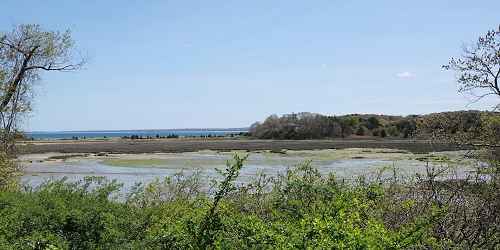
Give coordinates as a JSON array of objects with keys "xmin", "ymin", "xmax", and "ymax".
[{"xmin": 25, "ymin": 128, "xmax": 248, "ymax": 140}]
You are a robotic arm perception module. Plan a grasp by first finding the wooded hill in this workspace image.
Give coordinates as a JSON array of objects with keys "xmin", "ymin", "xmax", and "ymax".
[{"xmin": 249, "ymin": 110, "xmax": 499, "ymax": 140}]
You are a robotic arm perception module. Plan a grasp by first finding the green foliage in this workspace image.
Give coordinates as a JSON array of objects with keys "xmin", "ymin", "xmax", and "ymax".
[
  {"xmin": 418, "ymin": 111, "xmax": 500, "ymax": 162},
  {"xmin": 0, "ymin": 24, "xmax": 84, "ymax": 153},
  {"xmin": 250, "ymin": 112, "xmax": 420, "ymax": 139},
  {"xmin": 126, "ymin": 170, "xmax": 203, "ymax": 207},
  {"xmin": 481, "ymin": 113, "xmax": 500, "ymax": 146},
  {"xmin": 355, "ymin": 125, "xmax": 367, "ymax": 136},
  {"xmin": 0, "ymin": 177, "xmax": 148, "ymax": 249},
  {"xmin": 251, "ymin": 111, "xmax": 498, "ymax": 140},
  {"xmin": 0, "ymin": 155, "xmax": 498, "ymax": 249},
  {"xmin": 0, "ymin": 152, "xmax": 19, "ymax": 191},
  {"xmin": 196, "ymin": 154, "xmax": 248, "ymax": 248},
  {"xmin": 366, "ymin": 116, "xmax": 381, "ymax": 130}
]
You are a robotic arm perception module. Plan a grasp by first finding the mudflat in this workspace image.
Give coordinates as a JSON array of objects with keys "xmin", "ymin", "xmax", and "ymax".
[{"xmin": 16, "ymin": 138, "xmax": 470, "ymax": 154}]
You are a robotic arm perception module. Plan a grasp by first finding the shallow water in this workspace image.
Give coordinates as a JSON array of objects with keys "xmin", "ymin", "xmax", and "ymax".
[{"xmin": 19, "ymin": 149, "xmax": 475, "ymax": 193}]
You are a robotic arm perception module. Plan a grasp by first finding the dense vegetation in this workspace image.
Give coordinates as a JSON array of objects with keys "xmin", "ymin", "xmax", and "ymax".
[
  {"xmin": 0, "ymin": 155, "xmax": 498, "ymax": 249},
  {"xmin": 249, "ymin": 111, "xmax": 499, "ymax": 140}
]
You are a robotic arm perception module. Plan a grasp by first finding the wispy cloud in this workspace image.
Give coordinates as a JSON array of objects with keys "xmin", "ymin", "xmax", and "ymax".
[{"xmin": 396, "ymin": 71, "xmax": 415, "ymax": 79}]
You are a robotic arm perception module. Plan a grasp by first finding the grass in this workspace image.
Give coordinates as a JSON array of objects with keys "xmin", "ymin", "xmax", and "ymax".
[
  {"xmin": 46, "ymin": 154, "xmax": 88, "ymax": 161},
  {"xmin": 100, "ymin": 157, "xmax": 226, "ymax": 168},
  {"xmin": 58, "ymin": 149, "xmax": 472, "ymax": 170},
  {"xmin": 273, "ymin": 148, "xmax": 412, "ymax": 161},
  {"xmin": 101, "ymin": 158, "xmax": 168, "ymax": 167}
]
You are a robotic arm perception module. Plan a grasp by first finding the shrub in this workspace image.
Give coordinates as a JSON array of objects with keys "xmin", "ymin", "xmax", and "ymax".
[
  {"xmin": 0, "ymin": 155, "xmax": 499, "ymax": 248},
  {"xmin": 0, "ymin": 152, "xmax": 19, "ymax": 192}
]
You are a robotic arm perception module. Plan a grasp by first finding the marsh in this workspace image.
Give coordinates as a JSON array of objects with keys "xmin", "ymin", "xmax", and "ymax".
[{"xmin": 19, "ymin": 148, "xmax": 476, "ymax": 193}]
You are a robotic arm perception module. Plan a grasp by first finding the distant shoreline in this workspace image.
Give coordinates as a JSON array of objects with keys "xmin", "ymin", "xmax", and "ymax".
[
  {"xmin": 16, "ymin": 138, "xmax": 471, "ymax": 155},
  {"xmin": 24, "ymin": 128, "xmax": 249, "ymax": 140},
  {"xmin": 26, "ymin": 128, "xmax": 249, "ymax": 133}
]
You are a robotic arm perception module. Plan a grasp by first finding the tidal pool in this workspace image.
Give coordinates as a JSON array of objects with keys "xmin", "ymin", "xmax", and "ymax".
[{"xmin": 19, "ymin": 148, "xmax": 476, "ymax": 193}]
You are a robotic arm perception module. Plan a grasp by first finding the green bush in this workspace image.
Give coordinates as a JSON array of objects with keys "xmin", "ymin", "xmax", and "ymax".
[
  {"xmin": 0, "ymin": 177, "xmax": 149, "ymax": 249},
  {"xmin": 0, "ymin": 152, "xmax": 19, "ymax": 192},
  {"xmin": 0, "ymin": 155, "xmax": 498, "ymax": 249}
]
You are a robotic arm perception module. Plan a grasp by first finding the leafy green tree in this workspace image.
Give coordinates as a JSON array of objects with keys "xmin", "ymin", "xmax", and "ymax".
[
  {"xmin": 396, "ymin": 119, "xmax": 417, "ymax": 138},
  {"xmin": 0, "ymin": 152, "xmax": 18, "ymax": 191},
  {"xmin": 366, "ymin": 116, "xmax": 381, "ymax": 130},
  {"xmin": 0, "ymin": 24, "xmax": 84, "ymax": 152},
  {"xmin": 356, "ymin": 126, "xmax": 367, "ymax": 136},
  {"xmin": 339, "ymin": 116, "xmax": 358, "ymax": 138},
  {"xmin": 0, "ymin": 24, "xmax": 84, "ymax": 190}
]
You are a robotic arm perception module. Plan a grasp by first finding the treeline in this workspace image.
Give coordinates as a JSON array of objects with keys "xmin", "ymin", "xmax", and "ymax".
[
  {"xmin": 122, "ymin": 134, "xmax": 180, "ymax": 140},
  {"xmin": 249, "ymin": 111, "xmax": 498, "ymax": 140},
  {"xmin": 121, "ymin": 132, "xmax": 249, "ymax": 140}
]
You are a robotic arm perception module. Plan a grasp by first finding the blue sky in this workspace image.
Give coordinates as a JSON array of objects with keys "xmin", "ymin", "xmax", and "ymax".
[{"xmin": 1, "ymin": 1, "xmax": 499, "ymax": 131}]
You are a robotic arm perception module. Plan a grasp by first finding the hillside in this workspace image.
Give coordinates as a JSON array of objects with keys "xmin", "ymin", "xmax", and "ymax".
[{"xmin": 249, "ymin": 110, "xmax": 499, "ymax": 140}]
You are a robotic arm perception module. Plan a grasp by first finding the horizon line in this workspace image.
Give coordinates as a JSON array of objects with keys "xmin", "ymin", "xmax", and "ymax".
[{"xmin": 25, "ymin": 127, "xmax": 250, "ymax": 134}]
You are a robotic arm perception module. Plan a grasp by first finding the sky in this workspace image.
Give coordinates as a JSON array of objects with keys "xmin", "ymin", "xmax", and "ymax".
[{"xmin": 1, "ymin": 1, "xmax": 499, "ymax": 131}]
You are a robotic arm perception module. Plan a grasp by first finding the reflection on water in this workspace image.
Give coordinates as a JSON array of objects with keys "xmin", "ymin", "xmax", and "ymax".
[{"xmin": 20, "ymin": 149, "xmax": 474, "ymax": 193}]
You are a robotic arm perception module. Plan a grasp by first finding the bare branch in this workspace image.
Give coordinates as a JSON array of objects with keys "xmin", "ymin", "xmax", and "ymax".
[
  {"xmin": 444, "ymin": 25, "xmax": 500, "ymax": 104},
  {"xmin": 25, "ymin": 63, "xmax": 82, "ymax": 71},
  {"xmin": 0, "ymin": 24, "xmax": 85, "ymax": 152}
]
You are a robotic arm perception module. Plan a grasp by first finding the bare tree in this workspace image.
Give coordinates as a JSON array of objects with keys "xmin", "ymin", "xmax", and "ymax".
[
  {"xmin": 443, "ymin": 25, "xmax": 500, "ymax": 106},
  {"xmin": 0, "ymin": 24, "xmax": 84, "ymax": 153}
]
